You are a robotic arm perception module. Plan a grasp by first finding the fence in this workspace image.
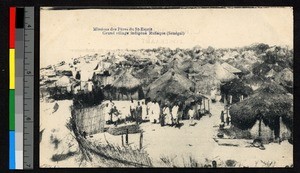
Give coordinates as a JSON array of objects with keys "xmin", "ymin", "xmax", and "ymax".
[{"xmin": 73, "ymin": 104, "xmax": 106, "ymax": 135}]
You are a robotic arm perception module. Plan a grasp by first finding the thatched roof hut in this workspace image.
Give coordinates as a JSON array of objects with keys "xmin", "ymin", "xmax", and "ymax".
[
  {"xmin": 197, "ymin": 62, "xmax": 236, "ymax": 83},
  {"xmin": 193, "ymin": 74, "xmax": 221, "ymax": 95},
  {"xmin": 275, "ymin": 68, "xmax": 293, "ymax": 89},
  {"xmin": 230, "ymin": 82, "xmax": 293, "ymax": 131},
  {"xmin": 221, "ymin": 78, "xmax": 253, "ymax": 103},
  {"xmin": 131, "ymin": 65, "xmax": 162, "ymax": 88},
  {"xmin": 111, "ymin": 70, "xmax": 142, "ymax": 92},
  {"xmin": 131, "ymin": 64, "xmax": 161, "ymax": 82},
  {"xmin": 221, "ymin": 62, "xmax": 242, "ymax": 74},
  {"xmin": 241, "ymin": 72, "xmax": 272, "ymax": 90},
  {"xmin": 147, "ymin": 69, "xmax": 196, "ymax": 105},
  {"xmin": 265, "ymin": 69, "xmax": 276, "ymax": 78}
]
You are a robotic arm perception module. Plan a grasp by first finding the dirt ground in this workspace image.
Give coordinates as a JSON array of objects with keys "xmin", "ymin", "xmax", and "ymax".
[{"xmin": 40, "ymin": 100, "xmax": 293, "ymax": 167}]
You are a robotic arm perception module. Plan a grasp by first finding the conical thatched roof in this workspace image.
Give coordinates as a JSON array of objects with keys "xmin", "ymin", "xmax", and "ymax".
[
  {"xmin": 196, "ymin": 62, "xmax": 236, "ymax": 83},
  {"xmin": 131, "ymin": 65, "xmax": 162, "ymax": 86},
  {"xmin": 189, "ymin": 61, "xmax": 207, "ymax": 73},
  {"xmin": 214, "ymin": 62, "xmax": 237, "ymax": 82},
  {"xmin": 176, "ymin": 59, "xmax": 193, "ymax": 72},
  {"xmin": 111, "ymin": 70, "xmax": 141, "ymax": 91},
  {"xmin": 147, "ymin": 69, "xmax": 195, "ymax": 104},
  {"xmin": 230, "ymin": 82, "xmax": 293, "ymax": 130},
  {"xmin": 132, "ymin": 64, "xmax": 161, "ymax": 80},
  {"xmin": 221, "ymin": 62, "xmax": 242, "ymax": 74},
  {"xmin": 265, "ymin": 69, "xmax": 276, "ymax": 78},
  {"xmin": 193, "ymin": 74, "xmax": 220, "ymax": 95}
]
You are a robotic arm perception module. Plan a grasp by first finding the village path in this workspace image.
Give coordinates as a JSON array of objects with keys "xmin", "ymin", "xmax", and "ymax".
[
  {"xmin": 89, "ymin": 100, "xmax": 224, "ymax": 166},
  {"xmin": 139, "ymin": 101, "xmax": 224, "ymax": 166},
  {"xmin": 40, "ymin": 100, "xmax": 293, "ymax": 167}
]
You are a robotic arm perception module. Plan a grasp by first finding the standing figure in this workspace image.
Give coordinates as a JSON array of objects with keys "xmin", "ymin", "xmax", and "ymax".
[
  {"xmin": 141, "ymin": 101, "xmax": 148, "ymax": 121},
  {"xmin": 220, "ymin": 110, "xmax": 225, "ymax": 123},
  {"xmin": 104, "ymin": 103, "xmax": 111, "ymax": 124},
  {"xmin": 109, "ymin": 99, "xmax": 115, "ymax": 123},
  {"xmin": 210, "ymin": 87, "xmax": 217, "ymax": 103},
  {"xmin": 193, "ymin": 103, "xmax": 199, "ymax": 120},
  {"xmin": 130, "ymin": 98, "xmax": 136, "ymax": 122},
  {"xmin": 136, "ymin": 101, "xmax": 142, "ymax": 124},
  {"xmin": 171, "ymin": 103, "xmax": 179, "ymax": 126},
  {"xmin": 226, "ymin": 115, "xmax": 230, "ymax": 126},
  {"xmin": 152, "ymin": 100, "xmax": 160, "ymax": 123},
  {"xmin": 148, "ymin": 101, "xmax": 154, "ymax": 123},
  {"xmin": 112, "ymin": 106, "xmax": 120, "ymax": 126},
  {"xmin": 188, "ymin": 107, "xmax": 195, "ymax": 125},
  {"xmin": 164, "ymin": 104, "xmax": 172, "ymax": 126}
]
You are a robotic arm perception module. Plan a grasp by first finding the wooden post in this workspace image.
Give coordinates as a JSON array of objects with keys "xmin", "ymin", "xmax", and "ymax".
[
  {"xmin": 203, "ymin": 99, "xmax": 206, "ymax": 112},
  {"xmin": 121, "ymin": 135, "xmax": 124, "ymax": 146},
  {"xmin": 258, "ymin": 118, "xmax": 262, "ymax": 137},
  {"xmin": 207, "ymin": 98, "xmax": 210, "ymax": 113},
  {"xmin": 126, "ymin": 129, "xmax": 129, "ymax": 145},
  {"xmin": 140, "ymin": 131, "xmax": 143, "ymax": 150}
]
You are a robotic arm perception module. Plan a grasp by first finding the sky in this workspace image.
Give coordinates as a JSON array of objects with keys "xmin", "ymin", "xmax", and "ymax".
[{"xmin": 40, "ymin": 7, "xmax": 293, "ymax": 67}]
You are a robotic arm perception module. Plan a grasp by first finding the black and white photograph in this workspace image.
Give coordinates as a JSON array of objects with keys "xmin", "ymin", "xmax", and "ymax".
[{"xmin": 39, "ymin": 7, "xmax": 293, "ymax": 168}]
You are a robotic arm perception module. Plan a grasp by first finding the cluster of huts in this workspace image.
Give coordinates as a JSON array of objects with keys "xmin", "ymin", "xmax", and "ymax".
[{"xmin": 40, "ymin": 45, "xmax": 293, "ymax": 143}]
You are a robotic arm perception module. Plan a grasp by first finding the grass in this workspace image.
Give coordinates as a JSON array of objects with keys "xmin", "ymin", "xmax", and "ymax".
[
  {"xmin": 51, "ymin": 151, "xmax": 77, "ymax": 162},
  {"xmin": 158, "ymin": 156, "xmax": 281, "ymax": 168}
]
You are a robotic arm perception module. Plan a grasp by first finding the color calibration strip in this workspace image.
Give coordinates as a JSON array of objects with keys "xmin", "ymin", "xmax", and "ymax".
[
  {"xmin": 9, "ymin": 7, "xmax": 34, "ymax": 170},
  {"xmin": 9, "ymin": 7, "xmax": 16, "ymax": 170}
]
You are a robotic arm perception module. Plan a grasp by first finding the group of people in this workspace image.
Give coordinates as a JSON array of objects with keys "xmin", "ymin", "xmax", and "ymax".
[
  {"xmin": 104, "ymin": 99, "xmax": 122, "ymax": 126},
  {"xmin": 129, "ymin": 99, "xmax": 149, "ymax": 124},
  {"xmin": 160, "ymin": 103, "xmax": 180, "ymax": 127},
  {"xmin": 103, "ymin": 98, "xmax": 159, "ymax": 126},
  {"xmin": 103, "ymin": 98, "xmax": 210, "ymax": 128}
]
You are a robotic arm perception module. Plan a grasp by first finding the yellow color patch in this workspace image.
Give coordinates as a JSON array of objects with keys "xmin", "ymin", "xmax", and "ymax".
[{"xmin": 9, "ymin": 49, "xmax": 15, "ymax": 89}]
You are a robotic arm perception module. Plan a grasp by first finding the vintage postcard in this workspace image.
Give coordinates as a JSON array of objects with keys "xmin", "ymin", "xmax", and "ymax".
[{"xmin": 40, "ymin": 7, "xmax": 293, "ymax": 168}]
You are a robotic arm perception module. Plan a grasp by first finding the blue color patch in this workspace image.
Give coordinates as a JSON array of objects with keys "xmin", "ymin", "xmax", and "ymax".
[{"xmin": 9, "ymin": 131, "xmax": 15, "ymax": 169}]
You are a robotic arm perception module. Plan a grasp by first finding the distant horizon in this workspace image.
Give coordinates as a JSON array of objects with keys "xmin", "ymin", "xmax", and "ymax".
[
  {"xmin": 40, "ymin": 43, "xmax": 293, "ymax": 68},
  {"xmin": 41, "ymin": 8, "xmax": 293, "ymax": 67}
]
